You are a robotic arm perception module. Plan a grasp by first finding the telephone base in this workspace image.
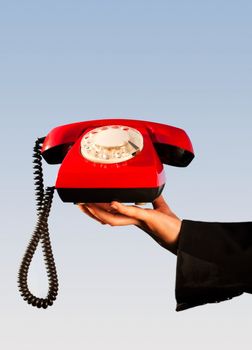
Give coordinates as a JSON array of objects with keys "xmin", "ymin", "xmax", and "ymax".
[{"xmin": 57, "ymin": 185, "xmax": 165, "ymax": 203}]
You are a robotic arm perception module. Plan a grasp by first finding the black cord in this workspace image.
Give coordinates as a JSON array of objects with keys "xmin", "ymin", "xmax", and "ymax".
[{"xmin": 18, "ymin": 138, "xmax": 59, "ymax": 309}]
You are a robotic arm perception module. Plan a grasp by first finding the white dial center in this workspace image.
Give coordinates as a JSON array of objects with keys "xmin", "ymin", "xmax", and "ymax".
[
  {"xmin": 80, "ymin": 125, "xmax": 144, "ymax": 164},
  {"xmin": 93, "ymin": 128, "xmax": 129, "ymax": 148}
]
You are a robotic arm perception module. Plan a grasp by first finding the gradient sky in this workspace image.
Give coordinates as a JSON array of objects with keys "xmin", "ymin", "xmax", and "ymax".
[{"xmin": 1, "ymin": 1, "xmax": 252, "ymax": 349}]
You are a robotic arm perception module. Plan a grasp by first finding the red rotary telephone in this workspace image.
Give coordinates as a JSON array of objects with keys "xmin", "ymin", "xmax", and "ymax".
[
  {"xmin": 18, "ymin": 119, "xmax": 194, "ymax": 309},
  {"xmin": 42, "ymin": 119, "xmax": 194, "ymax": 202}
]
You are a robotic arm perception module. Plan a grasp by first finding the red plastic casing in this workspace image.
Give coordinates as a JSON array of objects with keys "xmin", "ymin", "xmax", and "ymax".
[{"xmin": 41, "ymin": 119, "xmax": 194, "ymax": 202}]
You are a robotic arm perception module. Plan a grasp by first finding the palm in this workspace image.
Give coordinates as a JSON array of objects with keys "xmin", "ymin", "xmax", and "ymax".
[{"xmin": 78, "ymin": 195, "xmax": 181, "ymax": 254}]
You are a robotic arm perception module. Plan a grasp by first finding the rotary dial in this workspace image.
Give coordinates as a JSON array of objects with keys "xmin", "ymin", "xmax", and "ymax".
[{"xmin": 80, "ymin": 125, "xmax": 144, "ymax": 164}]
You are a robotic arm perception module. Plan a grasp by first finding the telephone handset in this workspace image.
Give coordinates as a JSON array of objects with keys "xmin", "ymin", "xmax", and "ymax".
[{"xmin": 18, "ymin": 119, "xmax": 194, "ymax": 309}]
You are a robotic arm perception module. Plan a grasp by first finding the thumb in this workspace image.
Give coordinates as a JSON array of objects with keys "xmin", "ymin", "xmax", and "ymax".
[{"xmin": 110, "ymin": 201, "xmax": 148, "ymax": 221}]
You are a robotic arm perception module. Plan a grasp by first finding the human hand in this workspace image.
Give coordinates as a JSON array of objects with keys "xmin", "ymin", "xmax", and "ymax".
[{"xmin": 78, "ymin": 196, "xmax": 181, "ymax": 255}]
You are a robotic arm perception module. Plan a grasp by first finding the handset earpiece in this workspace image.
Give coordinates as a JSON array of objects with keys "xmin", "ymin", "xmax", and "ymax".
[{"xmin": 145, "ymin": 121, "xmax": 194, "ymax": 167}]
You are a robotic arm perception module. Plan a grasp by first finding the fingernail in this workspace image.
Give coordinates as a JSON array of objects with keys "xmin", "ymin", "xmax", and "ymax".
[{"xmin": 111, "ymin": 204, "xmax": 118, "ymax": 210}]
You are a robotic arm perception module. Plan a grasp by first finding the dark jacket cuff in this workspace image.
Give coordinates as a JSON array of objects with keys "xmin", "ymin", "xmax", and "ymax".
[{"xmin": 175, "ymin": 220, "xmax": 252, "ymax": 311}]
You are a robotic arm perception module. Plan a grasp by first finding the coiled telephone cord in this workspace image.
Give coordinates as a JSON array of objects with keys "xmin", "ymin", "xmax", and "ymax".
[{"xmin": 18, "ymin": 138, "xmax": 59, "ymax": 309}]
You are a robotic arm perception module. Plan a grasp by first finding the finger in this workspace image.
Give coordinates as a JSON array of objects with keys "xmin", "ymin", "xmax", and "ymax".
[
  {"xmin": 110, "ymin": 201, "xmax": 148, "ymax": 221},
  {"xmin": 152, "ymin": 195, "xmax": 169, "ymax": 209},
  {"xmin": 86, "ymin": 202, "xmax": 118, "ymax": 214},
  {"xmin": 78, "ymin": 204, "xmax": 103, "ymax": 222},
  {"xmin": 78, "ymin": 204, "xmax": 106, "ymax": 224},
  {"xmin": 86, "ymin": 204, "xmax": 140, "ymax": 226},
  {"xmin": 152, "ymin": 196, "xmax": 176, "ymax": 217}
]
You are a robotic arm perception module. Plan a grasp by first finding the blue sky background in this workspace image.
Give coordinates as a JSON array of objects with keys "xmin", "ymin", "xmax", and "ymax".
[{"xmin": 1, "ymin": 1, "xmax": 252, "ymax": 349}]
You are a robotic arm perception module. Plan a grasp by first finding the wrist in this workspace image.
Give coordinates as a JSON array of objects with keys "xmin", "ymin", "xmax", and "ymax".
[{"xmin": 166, "ymin": 216, "xmax": 182, "ymax": 254}]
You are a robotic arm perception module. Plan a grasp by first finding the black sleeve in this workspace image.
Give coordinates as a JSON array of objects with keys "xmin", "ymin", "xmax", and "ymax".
[{"xmin": 175, "ymin": 220, "xmax": 252, "ymax": 311}]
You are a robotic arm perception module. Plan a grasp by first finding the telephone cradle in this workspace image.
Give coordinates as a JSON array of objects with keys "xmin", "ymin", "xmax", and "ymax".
[{"xmin": 18, "ymin": 119, "xmax": 194, "ymax": 309}]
